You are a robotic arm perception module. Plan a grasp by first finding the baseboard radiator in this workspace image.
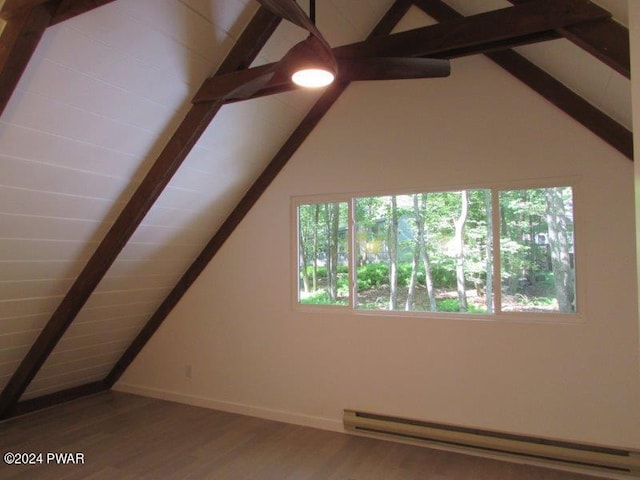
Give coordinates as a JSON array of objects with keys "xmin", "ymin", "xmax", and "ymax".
[{"xmin": 344, "ymin": 410, "xmax": 640, "ymax": 477}]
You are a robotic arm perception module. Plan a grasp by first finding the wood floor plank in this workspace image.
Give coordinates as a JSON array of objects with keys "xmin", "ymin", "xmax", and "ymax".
[{"xmin": 0, "ymin": 392, "xmax": 603, "ymax": 479}]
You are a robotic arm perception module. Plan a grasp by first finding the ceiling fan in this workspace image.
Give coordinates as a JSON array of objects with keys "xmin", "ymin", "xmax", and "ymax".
[{"xmin": 195, "ymin": 0, "xmax": 451, "ymax": 103}]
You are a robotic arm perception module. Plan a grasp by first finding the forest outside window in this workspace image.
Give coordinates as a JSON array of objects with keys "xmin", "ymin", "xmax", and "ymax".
[{"xmin": 296, "ymin": 185, "xmax": 576, "ymax": 317}]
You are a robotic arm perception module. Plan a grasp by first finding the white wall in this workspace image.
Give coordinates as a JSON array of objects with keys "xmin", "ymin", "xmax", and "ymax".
[{"xmin": 117, "ymin": 49, "xmax": 640, "ymax": 447}]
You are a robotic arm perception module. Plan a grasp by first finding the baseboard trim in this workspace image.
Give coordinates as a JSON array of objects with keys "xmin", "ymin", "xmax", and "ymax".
[{"xmin": 114, "ymin": 382, "xmax": 343, "ymax": 433}]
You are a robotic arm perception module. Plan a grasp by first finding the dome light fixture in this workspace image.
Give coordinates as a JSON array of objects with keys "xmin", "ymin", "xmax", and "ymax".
[
  {"xmin": 288, "ymin": 0, "xmax": 336, "ymax": 88},
  {"xmin": 292, "ymin": 67, "xmax": 335, "ymax": 88}
]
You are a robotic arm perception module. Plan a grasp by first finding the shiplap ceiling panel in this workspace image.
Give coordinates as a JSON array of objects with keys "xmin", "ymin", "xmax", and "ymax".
[
  {"xmin": 137, "ymin": 204, "xmax": 216, "ymax": 231},
  {"xmin": 96, "ymin": 274, "xmax": 178, "ymax": 292},
  {"xmin": 0, "ymin": 331, "xmax": 41, "ymax": 351},
  {"xmin": 0, "ymin": 188, "xmax": 120, "ymax": 222},
  {"xmin": 46, "ymin": 339, "xmax": 133, "ymax": 366},
  {"xmin": 0, "ymin": 239, "xmax": 96, "ymax": 263},
  {"xmin": 125, "ymin": 223, "xmax": 213, "ymax": 245},
  {"xmin": 18, "ymin": 59, "xmax": 182, "ymax": 135},
  {"xmin": 0, "ymin": 348, "xmax": 29, "ymax": 370},
  {"xmin": 117, "ymin": 241, "xmax": 203, "ymax": 262},
  {"xmin": 0, "ymin": 315, "xmax": 52, "ymax": 336},
  {"xmin": 83, "ymin": 290, "xmax": 172, "ymax": 310},
  {"xmin": 0, "ymin": 297, "xmax": 62, "ymax": 320},
  {"xmin": 515, "ymin": 40, "xmax": 632, "ymax": 128},
  {"xmin": 151, "ymin": 186, "xmax": 215, "ymax": 212},
  {"xmin": 1, "ymin": 157, "xmax": 135, "ymax": 200},
  {"xmin": 0, "ymin": 281, "xmax": 73, "ymax": 303},
  {"xmin": 0, "ymin": 261, "xmax": 84, "ymax": 282},
  {"xmin": 179, "ymin": 0, "xmax": 257, "ymax": 39},
  {"xmin": 0, "ymin": 124, "xmax": 139, "ymax": 179},
  {"xmin": 73, "ymin": 302, "xmax": 163, "ymax": 324},
  {"xmin": 22, "ymin": 366, "xmax": 111, "ymax": 400},
  {"xmin": 0, "ymin": 214, "xmax": 110, "ymax": 241},
  {"xmin": 4, "ymin": 92, "xmax": 160, "ymax": 158}
]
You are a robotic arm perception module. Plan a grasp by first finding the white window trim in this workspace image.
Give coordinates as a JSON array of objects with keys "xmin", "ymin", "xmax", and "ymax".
[{"xmin": 292, "ymin": 177, "xmax": 584, "ymax": 324}]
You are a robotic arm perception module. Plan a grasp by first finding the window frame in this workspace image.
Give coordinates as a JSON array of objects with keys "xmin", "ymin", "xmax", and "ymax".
[{"xmin": 292, "ymin": 177, "xmax": 583, "ymax": 323}]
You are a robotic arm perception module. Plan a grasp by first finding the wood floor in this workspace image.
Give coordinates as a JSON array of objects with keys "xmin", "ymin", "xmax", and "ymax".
[{"xmin": 0, "ymin": 391, "xmax": 605, "ymax": 479}]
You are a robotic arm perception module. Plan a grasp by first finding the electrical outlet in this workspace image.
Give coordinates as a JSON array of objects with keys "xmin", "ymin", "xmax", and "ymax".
[{"xmin": 185, "ymin": 364, "xmax": 192, "ymax": 379}]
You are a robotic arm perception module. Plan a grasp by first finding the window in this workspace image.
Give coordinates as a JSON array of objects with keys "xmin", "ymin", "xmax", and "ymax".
[
  {"xmin": 295, "ymin": 184, "xmax": 577, "ymax": 317},
  {"xmin": 297, "ymin": 201, "xmax": 349, "ymax": 305}
]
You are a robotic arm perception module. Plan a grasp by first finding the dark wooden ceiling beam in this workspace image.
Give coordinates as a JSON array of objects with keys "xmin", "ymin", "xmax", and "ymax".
[
  {"xmin": 104, "ymin": 0, "xmax": 415, "ymax": 388},
  {"xmin": 0, "ymin": 0, "xmax": 116, "ymax": 118},
  {"xmin": 0, "ymin": 2, "xmax": 54, "ymax": 116},
  {"xmin": 413, "ymin": 0, "xmax": 632, "ymax": 160},
  {"xmin": 508, "ymin": 0, "xmax": 630, "ymax": 78},
  {"xmin": 1, "ymin": 0, "xmax": 114, "ymax": 21},
  {"xmin": 194, "ymin": 0, "xmax": 609, "ymax": 104},
  {"xmin": 0, "ymin": 0, "xmax": 49, "ymax": 19},
  {"xmin": 6, "ymin": 381, "xmax": 108, "ymax": 418},
  {"xmin": 0, "ymin": 7, "xmax": 282, "ymax": 420},
  {"xmin": 335, "ymin": 0, "xmax": 609, "ymax": 59},
  {"xmin": 51, "ymin": 0, "xmax": 116, "ymax": 25}
]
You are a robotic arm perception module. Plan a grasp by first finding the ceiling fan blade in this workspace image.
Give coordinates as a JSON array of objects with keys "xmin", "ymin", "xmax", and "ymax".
[
  {"xmin": 339, "ymin": 57, "xmax": 450, "ymax": 82},
  {"xmin": 192, "ymin": 63, "xmax": 278, "ymax": 103}
]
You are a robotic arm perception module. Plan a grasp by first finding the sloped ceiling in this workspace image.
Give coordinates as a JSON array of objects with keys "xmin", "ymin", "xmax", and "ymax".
[{"xmin": 0, "ymin": 0, "xmax": 631, "ymax": 417}]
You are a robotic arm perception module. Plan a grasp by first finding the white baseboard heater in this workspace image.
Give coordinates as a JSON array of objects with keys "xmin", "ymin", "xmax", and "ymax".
[{"xmin": 344, "ymin": 410, "xmax": 640, "ymax": 477}]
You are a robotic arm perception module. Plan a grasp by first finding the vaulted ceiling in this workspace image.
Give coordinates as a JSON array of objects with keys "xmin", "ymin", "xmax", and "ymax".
[{"xmin": 0, "ymin": 0, "xmax": 631, "ymax": 419}]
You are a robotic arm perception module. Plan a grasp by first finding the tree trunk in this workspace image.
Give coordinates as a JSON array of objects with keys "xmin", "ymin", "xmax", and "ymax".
[
  {"xmin": 484, "ymin": 189, "xmax": 493, "ymax": 313},
  {"xmin": 545, "ymin": 187, "xmax": 574, "ymax": 312},
  {"xmin": 326, "ymin": 203, "xmax": 340, "ymax": 302},
  {"xmin": 454, "ymin": 191, "xmax": 469, "ymax": 311},
  {"xmin": 312, "ymin": 204, "xmax": 319, "ymax": 292},
  {"xmin": 411, "ymin": 193, "xmax": 436, "ymax": 311},
  {"xmin": 406, "ymin": 196, "xmax": 419, "ymax": 311},
  {"xmin": 388, "ymin": 196, "xmax": 399, "ymax": 310},
  {"xmin": 299, "ymin": 233, "xmax": 310, "ymax": 293}
]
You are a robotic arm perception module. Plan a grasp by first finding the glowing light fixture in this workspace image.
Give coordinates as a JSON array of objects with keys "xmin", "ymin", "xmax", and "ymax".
[
  {"xmin": 289, "ymin": 0, "xmax": 336, "ymax": 88},
  {"xmin": 292, "ymin": 67, "xmax": 335, "ymax": 88}
]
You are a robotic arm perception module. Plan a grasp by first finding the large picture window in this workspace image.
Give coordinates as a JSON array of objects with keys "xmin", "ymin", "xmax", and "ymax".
[{"xmin": 295, "ymin": 184, "xmax": 577, "ymax": 317}]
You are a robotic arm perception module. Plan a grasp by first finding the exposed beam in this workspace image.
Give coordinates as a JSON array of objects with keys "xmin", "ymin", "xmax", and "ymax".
[
  {"xmin": 6, "ymin": 381, "xmax": 108, "ymax": 418},
  {"xmin": 0, "ymin": 2, "xmax": 54, "ymax": 116},
  {"xmin": 0, "ymin": 7, "xmax": 282, "ymax": 420},
  {"xmin": 508, "ymin": 0, "xmax": 630, "ymax": 78},
  {"xmin": 487, "ymin": 49, "xmax": 633, "ymax": 159},
  {"xmin": 413, "ymin": 0, "xmax": 632, "ymax": 160},
  {"xmin": 194, "ymin": 0, "xmax": 609, "ymax": 104},
  {"xmin": 50, "ymin": 0, "xmax": 116, "ymax": 25},
  {"xmin": 0, "ymin": 0, "xmax": 115, "ymax": 118},
  {"xmin": 1, "ymin": 0, "xmax": 114, "ymax": 20},
  {"xmin": 105, "ymin": 0, "xmax": 415, "ymax": 388},
  {"xmin": 336, "ymin": 0, "xmax": 609, "ymax": 59},
  {"xmin": 0, "ymin": 0, "xmax": 49, "ymax": 19}
]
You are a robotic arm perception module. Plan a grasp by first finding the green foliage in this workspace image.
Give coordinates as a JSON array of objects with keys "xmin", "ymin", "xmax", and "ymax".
[
  {"xmin": 356, "ymin": 263, "xmax": 389, "ymax": 291},
  {"xmin": 436, "ymin": 298, "xmax": 487, "ymax": 313},
  {"xmin": 430, "ymin": 264, "xmax": 457, "ymax": 289},
  {"xmin": 300, "ymin": 289, "xmax": 347, "ymax": 305},
  {"xmin": 356, "ymin": 261, "xmax": 459, "ymax": 291}
]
